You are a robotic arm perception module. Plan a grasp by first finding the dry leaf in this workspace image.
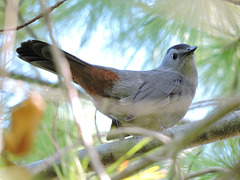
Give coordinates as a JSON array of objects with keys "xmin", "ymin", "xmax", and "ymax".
[{"xmin": 4, "ymin": 92, "xmax": 45, "ymax": 155}]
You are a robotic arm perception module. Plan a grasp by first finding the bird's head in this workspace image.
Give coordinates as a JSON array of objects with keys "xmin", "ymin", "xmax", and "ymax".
[{"xmin": 160, "ymin": 44, "xmax": 197, "ymax": 73}]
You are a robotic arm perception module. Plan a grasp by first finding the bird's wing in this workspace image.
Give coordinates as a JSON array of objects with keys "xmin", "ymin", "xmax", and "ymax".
[
  {"xmin": 133, "ymin": 71, "xmax": 183, "ymax": 101},
  {"xmin": 125, "ymin": 70, "xmax": 184, "ymax": 120}
]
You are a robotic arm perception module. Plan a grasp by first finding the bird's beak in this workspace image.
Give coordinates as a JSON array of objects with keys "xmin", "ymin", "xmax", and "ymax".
[{"xmin": 186, "ymin": 46, "xmax": 197, "ymax": 55}]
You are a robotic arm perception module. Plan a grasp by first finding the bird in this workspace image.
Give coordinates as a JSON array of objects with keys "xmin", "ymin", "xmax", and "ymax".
[{"xmin": 16, "ymin": 40, "xmax": 198, "ymax": 140}]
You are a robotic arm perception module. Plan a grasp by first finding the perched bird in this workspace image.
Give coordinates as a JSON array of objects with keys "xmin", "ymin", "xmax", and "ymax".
[{"xmin": 17, "ymin": 40, "xmax": 198, "ymax": 140}]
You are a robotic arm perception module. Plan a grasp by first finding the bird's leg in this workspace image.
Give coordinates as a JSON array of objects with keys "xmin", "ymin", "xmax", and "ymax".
[
  {"xmin": 106, "ymin": 117, "xmax": 127, "ymax": 140},
  {"xmin": 111, "ymin": 119, "xmax": 126, "ymax": 140},
  {"xmin": 112, "ymin": 118, "xmax": 121, "ymax": 128}
]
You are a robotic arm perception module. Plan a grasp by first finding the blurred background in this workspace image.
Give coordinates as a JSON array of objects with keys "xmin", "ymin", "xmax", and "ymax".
[{"xmin": 0, "ymin": 0, "xmax": 240, "ymax": 179}]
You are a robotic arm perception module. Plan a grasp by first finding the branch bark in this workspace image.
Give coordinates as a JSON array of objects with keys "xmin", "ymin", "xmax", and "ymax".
[
  {"xmin": 222, "ymin": 0, "xmax": 240, "ymax": 6},
  {"xmin": 0, "ymin": 0, "xmax": 67, "ymax": 32},
  {"xmin": 25, "ymin": 110, "xmax": 240, "ymax": 178}
]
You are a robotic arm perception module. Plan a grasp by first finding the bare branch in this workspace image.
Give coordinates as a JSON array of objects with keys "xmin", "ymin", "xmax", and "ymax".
[
  {"xmin": 0, "ymin": 0, "xmax": 19, "ymax": 154},
  {"xmin": 18, "ymin": 11, "xmax": 38, "ymax": 39},
  {"xmin": 29, "ymin": 141, "xmax": 81, "ymax": 177},
  {"xmin": 184, "ymin": 167, "xmax": 228, "ymax": 179},
  {"xmin": 189, "ymin": 97, "xmax": 236, "ymax": 110},
  {"xmin": 39, "ymin": 1, "xmax": 110, "ymax": 179},
  {"xmin": 0, "ymin": 0, "xmax": 67, "ymax": 32},
  {"xmin": 52, "ymin": 112, "xmax": 59, "ymax": 151},
  {"xmin": 112, "ymin": 96, "xmax": 240, "ymax": 180},
  {"xmin": 187, "ymin": 150, "xmax": 203, "ymax": 173},
  {"xmin": 25, "ymin": 110, "xmax": 240, "ymax": 178},
  {"xmin": 8, "ymin": 71, "xmax": 59, "ymax": 87},
  {"xmin": 94, "ymin": 109, "xmax": 103, "ymax": 144},
  {"xmin": 108, "ymin": 127, "xmax": 171, "ymax": 144},
  {"xmin": 7, "ymin": 71, "xmax": 89, "ymax": 102},
  {"xmin": 222, "ymin": 0, "xmax": 240, "ymax": 6}
]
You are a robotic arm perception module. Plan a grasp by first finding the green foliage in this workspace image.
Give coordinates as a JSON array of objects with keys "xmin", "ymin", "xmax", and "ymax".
[
  {"xmin": 9, "ymin": 0, "xmax": 240, "ymax": 95},
  {"xmin": 198, "ymin": 37, "xmax": 240, "ymax": 95},
  {"xmin": 24, "ymin": 102, "xmax": 79, "ymax": 163},
  {"xmin": 107, "ymin": 136, "xmax": 153, "ymax": 175},
  {"xmin": 1, "ymin": 0, "xmax": 240, "ymax": 179},
  {"xmin": 181, "ymin": 137, "xmax": 240, "ymax": 179}
]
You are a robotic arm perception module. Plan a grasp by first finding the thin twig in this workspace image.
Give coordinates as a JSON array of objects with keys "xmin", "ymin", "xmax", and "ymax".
[
  {"xmin": 187, "ymin": 149, "xmax": 203, "ymax": 173},
  {"xmin": 0, "ymin": 0, "xmax": 19, "ymax": 154},
  {"xmin": 28, "ymin": 141, "xmax": 80, "ymax": 176},
  {"xmin": 94, "ymin": 109, "xmax": 103, "ymax": 144},
  {"xmin": 8, "ymin": 71, "xmax": 59, "ymax": 87},
  {"xmin": 7, "ymin": 71, "xmax": 89, "ymax": 101},
  {"xmin": 18, "ymin": 11, "xmax": 38, "ymax": 38},
  {"xmin": 52, "ymin": 111, "xmax": 59, "ymax": 151},
  {"xmin": 39, "ymin": 1, "xmax": 110, "ymax": 179},
  {"xmin": 189, "ymin": 97, "xmax": 234, "ymax": 110},
  {"xmin": 108, "ymin": 127, "xmax": 171, "ymax": 144},
  {"xmin": 0, "ymin": 0, "xmax": 67, "ymax": 32},
  {"xmin": 41, "ymin": 123, "xmax": 60, "ymax": 153},
  {"xmin": 222, "ymin": 0, "xmax": 240, "ymax": 6},
  {"xmin": 184, "ymin": 167, "xmax": 228, "ymax": 179}
]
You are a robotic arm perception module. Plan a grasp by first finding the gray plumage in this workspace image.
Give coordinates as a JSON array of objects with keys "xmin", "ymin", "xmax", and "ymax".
[{"xmin": 16, "ymin": 41, "xmax": 198, "ymax": 140}]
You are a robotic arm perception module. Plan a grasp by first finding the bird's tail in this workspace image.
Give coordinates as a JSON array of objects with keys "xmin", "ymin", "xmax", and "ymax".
[
  {"xmin": 16, "ymin": 40, "xmax": 90, "ymax": 74},
  {"xmin": 17, "ymin": 40, "xmax": 119, "ymax": 97}
]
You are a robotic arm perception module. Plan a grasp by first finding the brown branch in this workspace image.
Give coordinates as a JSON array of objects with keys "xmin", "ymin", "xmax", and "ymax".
[
  {"xmin": 0, "ymin": 0, "xmax": 67, "ymax": 32},
  {"xmin": 18, "ymin": 11, "xmax": 38, "ymax": 39},
  {"xmin": 25, "ymin": 109, "xmax": 240, "ymax": 178},
  {"xmin": 112, "ymin": 96, "xmax": 240, "ymax": 180},
  {"xmin": 222, "ymin": 0, "xmax": 240, "ymax": 6}
]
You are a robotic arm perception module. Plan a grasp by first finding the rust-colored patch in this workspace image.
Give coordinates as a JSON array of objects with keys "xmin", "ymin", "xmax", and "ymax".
[{"xmin": 70, "ymin": 63, "xmax": 119, "ymax": 97}]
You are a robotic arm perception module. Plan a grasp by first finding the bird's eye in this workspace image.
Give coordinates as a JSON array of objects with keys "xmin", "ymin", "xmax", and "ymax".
[{"xmin": 171, "ymin": 53, "xmax": 178, "ymax": 60}]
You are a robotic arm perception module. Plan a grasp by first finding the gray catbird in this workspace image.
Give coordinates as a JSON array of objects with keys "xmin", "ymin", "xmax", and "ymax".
[{"xmin": 16, "ymin": 40, "xmax": 198, "ymax": 140}]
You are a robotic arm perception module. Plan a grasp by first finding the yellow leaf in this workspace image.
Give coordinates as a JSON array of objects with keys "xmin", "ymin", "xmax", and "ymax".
[
  {"xmin": 117, "ymin": 161, "xmax": 166, "ymax": 179},
  {"xmin": 4, "ymin": 92, "xmax": 45, "ymax": 155},
  {"xmin": 123, "ymin": 166, "xmax": 166, "ymax": 180}
]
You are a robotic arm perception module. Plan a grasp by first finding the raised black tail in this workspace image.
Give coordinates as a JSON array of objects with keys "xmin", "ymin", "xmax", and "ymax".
[{"xmin": 16, "ymin": 40, "xmax": 90, "ymax": 74}]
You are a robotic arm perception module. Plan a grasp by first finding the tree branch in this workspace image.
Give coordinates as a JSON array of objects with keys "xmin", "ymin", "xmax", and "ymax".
[
  {"xmin": 112, "ymin": 96, "xmax": 240, "ymax": 180},
  {"xmin": 7, "ymin": 71, "xmax": 89, "ymax": 101},
  {"xmin": 8, "ymin": 71, "xmax": 59, "ymax": 87},
  {"xmin": 0, "ymin": 0, "xmax": 67, "ymax": 32},
  {"xmin": 18, "ymin": 11, "xmax": 38, "ymax": 39},
  {"xmin": 222, "ymin": 0, "xmax": 240, "ymax": 6},
  {"xmin": 25, "ymin": 110, "xmax": 240, "ymax": 178},
  {"xmin": 184, "ymin": 167, "xmax": 228, "ymax": 179}
]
